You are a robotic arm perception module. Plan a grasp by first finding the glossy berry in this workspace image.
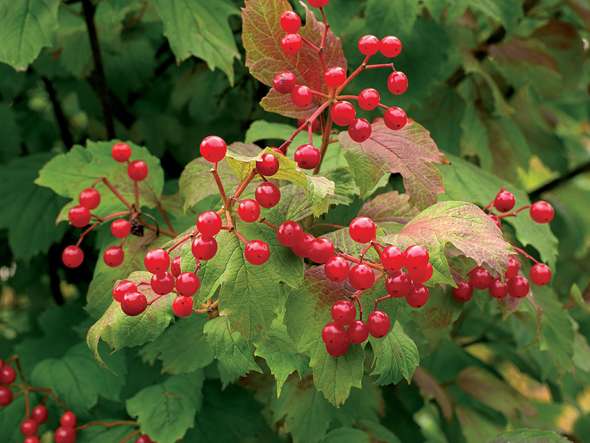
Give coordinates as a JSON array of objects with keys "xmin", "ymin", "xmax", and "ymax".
[
  {"xmin": 68, "ymin": 205, "xmax": 91, "ymax": 228},
  {"xmin": 324, "ymin": 67, "xmax": 346, "ymax": 88},
  {"xmin": 255, "ymin": 182, "xmax": 281, "ymax": 208},
  {"xmin": 358, "ymin": 88, "xmax": 380, "ymax": 111},
  {"xmin": 245, "ymin": 240, "xmax": 270, "ymax": 265},
  {"xmin": 349, "ymin": 320, "xmax": 369, "ymax": 344},
  {"xmin": 144, "ymin": 248, "xmax": 170, "ymax": 274},
  {"xmin": 60, "ymin": 411, "xmax": 77, "ymax": 428},
  {"xmin": 387, "ymin": 71, "xmax": 408, "ymax": 95},
  {"xmin": 489, "ymin": 279, "xmax": 508, "ymax": 299},
  {"xmin": 112, "ymin": 142, "xmax": 132, "ymax": 162},
  {"xmin": 308, "ymin": 0, "xmax": 329, "ymax": 7},
  {"xmin": 349, "ymin": 216, "xmax": 376, "ymax": 243},
  {"xmin": 280, "ymin": 11, "xmax": 301, "ymax": 33},
  {"xmin": 0, "ymin": 386, "xmax": 12, "ymax": 406},
  {"xmin": 128, "ymin": 160, "xmax": 148, "ymax": 181},
  {"xmin": 331, "ymin": 101, "xmax": 356, "ymax": 126},
  {"xmin": 294, "ymin": 144, "xmax": 321, "ymax": 169},
  {"xmin": 408, "ymin": 262, "xmax": 433, "ymax": 284},
  {"xmin": 25, "ymin": 437, "xmax": 40, "ymax": 443},
  {"xmin": 62, "ymin": 245, "xmax": 84, "ymax": 268},
  {"xmin": 404, "ymin": 245, "xmax": 429, "ymax": 270},
  {"xmin": 349, "ymin": 264, "xmax": 375, "ymax": 290},
  {"xmin": 171, "ymin": 256, "xmax": 182, "ymax": 277},
  {"xmin": 32, "ymin": 404, "xmax": 48, "ymax": 424},
  {"xmin": 453, "ymin": 281, "xmax": 473, "ymax": 302},
  {"xmin": 368, "ymin": 310, "xmax": 391, "ymax": 338},
  {"xmin": 348, "ymin": 118, "xmax": 372, "ymax": 142},
  {"xmin": 281, "ymin": 33, "xmax": 302, "ymax": 55},
  {"xmin": 0, "ymin": 365, "xmax": 16, "ymax": 384},
  {"xmin": 54, "ymin": 427, "xmax": 76, "ymax": 443},
  {"xmin": 380, "ymin": 36, "xmax": 402, "ymax": 58},
  {"xmin": 121, "ymin": 291, "xmax": 148, "ymax": 316},
  {"xmin": 291, "ymin": 233, "xmax": 315, "ymax": 258},
  {"xmin": 192, "ymin": 237, "xmax": 218, "ymax": 260},
  {"xmin": 530, "ymin": 263, "xmax": 552, "ymax": 286},
  {"xmin": 384, "ymin": 106, "xmax": 407, "ymax": 130},
  {"xmin": 358, "ymin": 35, "xmax": 380, "ymax": 56},
  {"xmin": 407, "ymin": 284, "xmax": 430, "ymax": 308},
  {"xmin": 277, "ymin": 221, "xmax": 303, "ymax": 247},
  {"xmin": 291, "ymin": 84, "xmax": 313, "ymax": 107},
  {"xmin": 176, "ymin": 272, "xmax": 200, "ymax": 296},
  {"xmin": 20, "ymin": 418, "xmax": 38, "ymax": 437},
  {"xmin": 324, "ymin": 256, "xmax": 349, "ymax": 282},
  {"xmin": 110, "ymin": 219, "xmax": 131, "ymax": 238},
  {"xmin": 238, "ymin": 199, "xmax": 261, "ymax": 223},
  {"xmin": 385, "ymin": 272, "xmax": 411, "ymax": 298},
  {"xmin": 197, "ymin": 211, "xmax": 222, "ymax": 237},
  {"xmin": 381, "ymin": 246, "xmax": 404, "ymax": 272},
  {"xmin": 508, "ymin": 275, "xmax": 530, "ymax": 298},
  {"xmin": 172, "ymin": 296, "xmax": 194, "ymax": 317},
  {"xmin": 494, "ymin": 189, "xmax": 516, "ymax": 212},
  {"xmin": 530, "ymin": 201, "xmax": 555, "ymax": 224},
  {"xmin": 273, "ymin": 71, "xmax": 297, "ymax": 94},
  {"xmin": 112, "ymin": 280, "xmax": 137, "ymax": 302},
  {"xmin": 79, "ymin": 187, "xmax": 100, "ymax": 210},
  {"xmin": 103, "ymin": 246, "xmax": 124, "ymax": 267},
  {"xmin": 331, "ymin": 300, "xmax": 356, "ymax": 326},
  {"xmin": 322, "ymin": 323, "xmax": 350, "ymax": 357},
  {"xmin": 505, "ymin": 256, "xmax": 521, "ymax": 279},
  {"xmin": 150, "ymin": 272, "xmax": 175, "ymax": 295},
  {"xmin": 200, "ymin": 136, "xmax": 227, "ymax": 163},
  {"xmin": 256, "ymin": 153, "xmax": 279, "ymax": 176},
  {"xmin": 308, "ymin": 238, "xmax": 335, "ymax": 264},
  {"xmin": 469, "ymin": 266, "xmax": 493, "ymax": 290}
]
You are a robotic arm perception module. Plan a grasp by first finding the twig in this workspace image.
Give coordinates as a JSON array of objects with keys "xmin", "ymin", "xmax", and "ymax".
[
  {"xmin": 41, "ymin": 77, "xmax": 74, "ymax": 149},
  {"xmin": 76, "ymin": 420, "xmax": 137, "ymax": 431}
]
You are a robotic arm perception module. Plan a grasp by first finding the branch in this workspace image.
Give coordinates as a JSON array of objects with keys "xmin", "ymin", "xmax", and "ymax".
[
  {"xmin": 529, "ymin": 160, "xmax": 590, "ymax": 199},
  {"xmin": 41, "ymin": 77, "xmax": 74, "ymax": 149}
]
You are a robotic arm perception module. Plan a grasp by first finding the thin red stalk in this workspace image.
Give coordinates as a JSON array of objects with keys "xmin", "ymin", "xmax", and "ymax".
[
  {"xmin": 23, "ymin": 389, "xmax": 31, "ymax": 418},
  {"xmin": 76, "ymin": 222, "xmax": 101, "ymax": 246},
  {"xmin": 133, "ymin": 180, "xmax": 140, "ymax": 209},
  {"xmin": 497, "ymin": 205, "xmax": 530, "ymax": 219},
  {"xmin": 310, "ymin": 89, "xmax": 330, "ymax": 99},
  {"xmin": 166, "ymin": 231, "xmax": 195, "ymax": 253},
  {"xmin": 212, "ymin": 164, "xmax": 229, "ymax": 207},
  {"xmin": 308, "ymin": 121, "xmax": 314, "ymax": 144},
  {"xmin": 101, "ymin": 177, "xmax": 132, "ymax": 210},
  {"xmin": 147, "ymin": 293, "xmax": 169, "ymax": 306},
  {"xmin": 234, "ymin": 230, "xmax": 248, "ymax": 244},
  {"xmin": 335, "ymin": 55, "xmax": 370, "ymax": 94},
  {"xmin": 373, "ymin": 293, "xmax": 392, "ymax": 310},
  {"xmin": 513, "ymin": 246, "xmax": 540, "ymax": 265},
  {"xmin": 278, "ymin": 100, "xmax": 331, "ymax": 152},
  {"xmin": 365, "ymin": 63, "xmax": 395, "ymax": 70},
  {"xmin": 301, "ymin": 35, "xmax": 321, "ymax": 52},
  {"xmin": 318, "ymin": 7, "xmax": 329, "ymax": 73},
  {"xmin": 313, "ymin": 114, "xmax": 333, "ymax": 174},
  {"xmin": 141, "ymin": 220, "xmax": 176, "ymax": 238},
  {"xmin": 232, "ymin": 169, "xmax": 258, "ymax": 202},
  {"xmin": 259, "ymin": 219, "xmax": 277, "ymax": 230},
  {"xmin": 352, "ymin": 291, "xmax": 363, "ymax": 320},
  {"xmin": 120, "ymin": 430, "xmax": 141, "ymax": 443},
  {"xmin": 156, "ymin": 201, "xmax": 177, "ymax": 236},
  {"xmin": 339, "ymin": 252, "xmax": 383, "ymax": 271},
  {"xmin": 76, "ymin": 420, "xmax": 137, "ymax": 431}
]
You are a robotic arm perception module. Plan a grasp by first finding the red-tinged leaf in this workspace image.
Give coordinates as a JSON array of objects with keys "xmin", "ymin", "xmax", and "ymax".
[
  {"xmin": 489, "ymin": 38, "xmax": 559, "ymax": 72},
  {"xmin": 412, "ymin": 367, "xmax": 453, "ymax": 420},
  {"xmin": 565, "ymin": 0, "xmax": 590, "ymax": 30},
  {"xmin": 242, "ymin": 0, "xmax": 346, "ymax": 118},
  {"xmin": 358, "ymin": 191, "xmax": 418, "ymax": 224},
  {"xmin": 339, "ymin": 120, "xmax": 446, "ymax": 209}
]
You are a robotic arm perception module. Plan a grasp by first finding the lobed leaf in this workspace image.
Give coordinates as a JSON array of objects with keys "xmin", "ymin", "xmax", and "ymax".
[{"xmin": 369, "ymin": 322, "xmax": 419, "ymax": 385}]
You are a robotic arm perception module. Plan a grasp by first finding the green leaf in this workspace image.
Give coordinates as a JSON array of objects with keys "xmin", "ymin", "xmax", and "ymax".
[
  {"xmin": 469, "ymin": 0, "xmax": 523, "ymax": 31},
  {"xmin": 77, "ymin": 424, "xmax": 136, "ymax": 443},
  {"xmin": 487, "ymin": 429, "xmax": 570, "ymax": 443},
  {"xmin": 203, "ymin": 315, "xmax": 261, "ymax": 386},
  {"xmin": 245, "ymin": 120, "xmax": 321, "ymax": 148},
  {"xmin": 0, "ymin": 0, "xmax": 60, "ymax": 69},
  {"xmin": 0, "ymin": 103, "xmax": 21, "ymax": 162},
  {"xmin": 31, "ymin": 343, "xmax": 126, "ymax": 413},
  {"xmin": 366, "ymin": 0, "xmax": 419, "ymax": 35},
  {"xmin": 127, "ymin": 372, "xmax": 204, "ymax": 443},
  {"xmin": 358, "ymin": 191, "xmax": 418, "ymax": 224},
  {"xmin": 369, "ymin": 322, "xmax": 419, "ymax": 385},
  {"xmin": 456, "ymin": 406, "xmax": 501, "ymax": 442},
  {"xmin": 0, "ymin": 396, "xmax": 24, "ymax": 442},
  {"xmin": 322, "ymin": 427, "xmax": 370, "ymax": 443},
  {"xmin": 151, "ymin": 0, "xmax": 239, "ymax": 83}
]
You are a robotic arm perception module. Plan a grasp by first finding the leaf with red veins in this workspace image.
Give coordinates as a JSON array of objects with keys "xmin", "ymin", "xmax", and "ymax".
[
  {"xmin": 242, "ymin": 0, "xmax": 346, "ymax": 119},
  {"xmin": 358, "ymin": 191, "xmax": 418, "ymax": 224},
  {"xmin": 339, "ymin": 119, "xmax": 447, "ymax": 208}
]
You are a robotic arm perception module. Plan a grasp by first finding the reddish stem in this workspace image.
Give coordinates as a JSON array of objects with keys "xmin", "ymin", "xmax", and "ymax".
[
  {"xmin": 278, "ymin": 100, "xmax": 331, "ymax": 152},
  {"xmin": 301, "ymin": 35, "xmax": 321, "ymax": 52},
  {"xmin": 76, "ymin": 420, "xmax": 137, "ymax": 431},
  {"xmin": 166, "ymin": 231, "xmax": 195, "ymax": 254},
  {"xmin": 212, "ymin": 164, "xmax": 229, "ymax": 207},
  {"xmin": 101, "ymin": 177, "xmax": 132, "ymax": 210},
  {"xmin": 512, "ymin": 246, "xmax": 540, "ymax": 265},
  {"xmin": 497, "ymin": 205, "xmax": 530, "ymax": 219},
  {"xmin": 365, "ymin": 63, "xmax": 395, "ymax": 70}
]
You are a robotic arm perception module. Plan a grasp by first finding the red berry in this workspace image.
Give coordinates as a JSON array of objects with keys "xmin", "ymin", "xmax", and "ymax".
[
  {"xmin": 54, "ymin": 427, "xmax": 76, "ymax": 443},
  {"xmin": 20, "ymin": 418, "xmax": 38, "ymax": 436},
  {"xmin": 245, "ymin": 240, "xmax": 270, "ymax": 265},
  {"xmin": 348, "ymin": 118, "xmax": 372, "ymax": 142},
  {"xmin": 331, "ymin": 300, "xmax": 356, "ymax": 326},
  {"xmin": 121, "ymin": 291, "xmax": 148, "ymax": 316},
  {"xmin": 238, "ymin": 199, "xmax": 261, "ymax": 223},
  {"xmin": 62, "ymin": 245, "xmax": 84, "ymax": 268},
  {"xmin": 291, "ymin": 233, "xmax": 315, "ymax": 258},
  {"xmin": 385, "ymin": 272, "xmax": 411, "ymax": 298},
  {"xmin": 171, "ymin": 256, "xmax": 182, "ymax": 277},
  {"xmin": 255, "ymin": 182, "xmax": 281, "ymax": 208},
  {"xmin": 324, "ymin": 67, "xmax": 346, "ymax": 88},
  {"xmin": 60, "ymin": 411, "xmax": 77, "ymax": 428},
  {"xmin": 358, "ymin": 35, "xmax": 380, "ymax": 56},
  {"xmin": 308, "ymin": 238, "xmax": 335, "ymax": 264},
  {"xmin": 25, "ymin": 436, "xmax": 40, "ymax": 443},
  {"xmin": 508, "ymin": 275, "xmax": 530, "ymax": 298},
  {"xmin": 387, "ymin": 71, "xmax": 408, "ymax": 95},
  {"xmin": 384, "ymin": 106, "xmax": 407, "ymax": 130},
  {"xmin": 358, "ymin": 88, "xmax": 380, "ymax": 111},
  {"xmin": 530, "ymin": 201, "xmax": 554, "ymax": 224},
  {"xmin": 78, "ymin": 187, "xmax": 100, "ymax": 210},
  {"xmin": 505, "ymin": 256, "xmax": 521, "ymax": 279},
  {"xmin": 103, "ymin": 246, "xmax": 124, "ymax": 267},
  {"xmin": 349, "ymin": 320, "xmax": 369, "ymax": 344},
  {"xmin": 200, "ymin": 136, "xmax": 227, "ymax": 163},
  {"xmin": 324, "ymin": 256, "xmax": 349, "ymax": 282},
  {"xmin": 0, "ymin": 386, "xmax": 12, "ymax": 406},
  {"xmin": 68, "ymin": 205, "xmax": 91, "ymax": 228},
  {"xmin": 494, "ymin": 189, "xmax": 516, "ymax": 212},
  {"xmin": 530, "ymin": 263, "xmax": 552, "ymax": 286},
  {"xmin": 32, "ymin": 404, "xmax": 48, "ymax": 424},
  {"xmin": 349, "ymin": 216, "xmax": 376, "ymax": 243},
  {"xmin": 172, "ymin": 296, "xmax": 194, "ymax": 317},
  {"xmin": 330, "ymin": 101, "xmax": 356, "ymax": 126},
  {"xmin": 294, "ymin": 144, "xmax": 321, "ymax": 169},
  {"xmin": 256, "ymin": 153, "xmax": 280, "ymax": 176},
  {"xmin": 273, "ymin": 71, "xmax": 297, "ymax": 94},
  {"xmin": 280, "ymin": 11, "xmax": 301, "ymax": 33},
  {"xmin": 135, "ymin": 436, "xmax": 154, "ymax": 443},
  {"xmin": 408, "ymin": 262, "xmax": 433, "ymax": 284},
  {"xmin": 128, "ymin": 160, "xmax": 148, "ymax": 181},
  {"xmin": 368, "ymin": 310, "xmax": 391, "ymax": 338},
  {"xmin": 380, "ymin": 36, "xmax": 402, "ymax": 58},
  {"xmin": 197, "ymin": 211, "xmax": 222, "ymax": 237},
  {"xmin": 349, "ymin": 263, "xmax": 375, "ymax": 290},
  {"xmin": 308, "ymin": 0, "xmax": 329, "ymax": 7},
  {"xmin": 381, "ymin": 246, "xmax": 404, "ymax": 272},
  {"xmin": 112, "ymin": 142, "xmax": 132, "ymax": 162},
  {"xmin": 291, "ymin": 85, "xmax": 313, "ymax": 107},
  {"xmin": 407, "ymin": 284, "xmax": 430, "ymax": 308},
  {"xmin": 150, "ymin": 272, "xmax": 175, "ymax": 295},
  {"xmin": 110, "ymin": 219, "xmax": 131, "ymax": 238},
  {"xmin": 469, "ymin": 266, "xmax": 493, "ymax": 290},
  {"xmin": 112, "ymin": 280, "xmax": 137, "ymax": 302},
  {"xmin": 192, "ymin": 237, "xmax": 218, "ymax": 260},
  {"xmin": 489, "ymin": 279, "xmax": 508, "ymax": 299},
  {"xmin": 453, "ymin": 281, "xmax": 473, "ymax": 302},
  {"xmin": 281, "ymin": 33, "xmax": 302, "ymax": 55},
  {"xmin": 322, "ymin": 323, "xmax": 349, "ymax": 357},
  {"xmin": 144, "ymin": 248, "xmax": 170, "ymax": 274},
  {"xmin": 404, "ymin": 245, "xmax": 429, "ymax": 270},
  {"xmin": 277, "ymin": 221, "xmax": 303, "ymax": 247},
  {"xmin": 0, "ymin": 365, "xmax": 16, "ymax": 384},
  {"xmin": 176, "ymin": 272, "xmax": 200, "ymax": 296}
]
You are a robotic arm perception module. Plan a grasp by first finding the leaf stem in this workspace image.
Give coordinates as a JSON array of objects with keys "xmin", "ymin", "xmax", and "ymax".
[{"xmin": 100, "ymin": 177, "xmax": 133, "ymax": 210}]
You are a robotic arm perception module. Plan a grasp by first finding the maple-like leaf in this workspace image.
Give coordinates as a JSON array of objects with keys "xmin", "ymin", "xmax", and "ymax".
[
  {"xmin": 339, "ymin": 120, "xmax": 446, "ymax": 209},
  {"xmin": 358, "ymin": 191, "xmax": 418, "ymax": 224}
]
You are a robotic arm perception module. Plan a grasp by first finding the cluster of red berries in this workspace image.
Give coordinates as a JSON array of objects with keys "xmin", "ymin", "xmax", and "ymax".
[
  {"xmin": 16, "ymin": 404, "xmax": 48, "ymax": 443},
  {"xmin": 0, "ymin": 359, "xmax": 17, "ymax": 407},
  {"xmin": 486, "ymin": 188, "xmax": 555, "ymax": 229}
]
